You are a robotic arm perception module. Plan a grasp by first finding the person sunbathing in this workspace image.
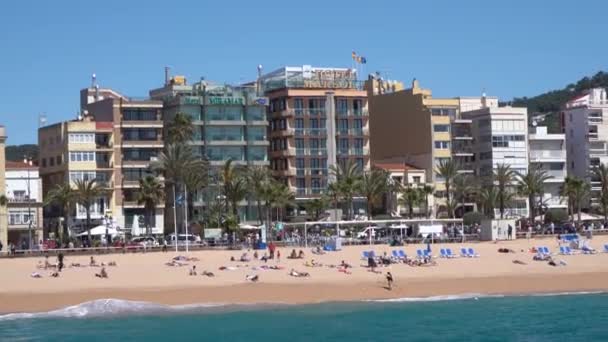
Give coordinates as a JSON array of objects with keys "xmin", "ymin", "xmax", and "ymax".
[
  {"xmin": 288, "ymin": 249, "xmax": 297, "ymax": 259},
  {"xmin": 202, "ymin": 270, "xmax": 215, "ymax": 277},
  {"xmin": 31, "ymin": 272, "xmax": 42, "ymax": 278},
  {"xmin": 95, "ymin": 267, "xmax": 108, "ymax": 278},
  {"xmin": 50, "ymin": 271, "xmax": 60, "ymax": 278},
  {"xmin": 245, "ymin": 274, "xmax": 259, "ymax": 282},
  {"xmin": 512, "ymin": 260, "xmax": 527, "ymax": 265},
  {"xmin": 71, "ymin": 262, "xmax": 81, "ymax": 267},
  {"xmin": 298, "ymin": 250, "xmax": 305, "ymax": 259},
  {"xmin": 498, "ymin": 248, "xmax": 515, "ymax": 253},
  {"xmin": 340, "ymin": 260, "xmax": 352, "ymax": 269},
  {"xmin": 108, "ymin": 261, "xmax": 117, "ymax": 267},
  {"xmin": 289, "ymin": 269, "xmax": 310, "ymax": 277},
  {"xmin": 189, "ymin": 265, "xmax": 197, "ymax": 276},
  {"xmin": 312, "ymin": 246, "xmax": 325, "ymax": 255},
  {"xmin": 240, "ymin": 253, "xmax": 251, "ymax": 262}
]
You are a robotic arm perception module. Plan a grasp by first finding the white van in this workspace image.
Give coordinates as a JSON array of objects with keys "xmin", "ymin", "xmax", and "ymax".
[{"xmin": 168, "ymin": 234, "xmax": 199, "ymax": 245}]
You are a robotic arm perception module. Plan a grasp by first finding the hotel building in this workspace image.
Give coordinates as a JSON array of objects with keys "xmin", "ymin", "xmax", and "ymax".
[
  {"xmin": 149, "ymin": 76, "xmax": 269, "ymax": 222},
  {"xmin": 260, "ymin": 66, "xmax": 370, "ymax": 209},
  {"xmin": 563, "ymin": 88, "xmax": 608, "ymax": 208}
]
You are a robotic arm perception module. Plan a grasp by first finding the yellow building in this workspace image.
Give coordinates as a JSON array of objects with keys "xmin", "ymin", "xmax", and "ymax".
[
  {"xmin": 39, "ymin": 115, "xmax": 115, "ymax": 236},
  {"xmin": 367, "ymin": 77, "xmax": 466, "ymax": 217},
  {"xmin": 0, "ymin": 125, "xmax": 7, "ymax": 248}
]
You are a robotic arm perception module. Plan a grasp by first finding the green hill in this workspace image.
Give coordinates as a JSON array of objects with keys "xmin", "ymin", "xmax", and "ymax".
[
  {"xmin": 6, "ymin": 144, "xmax": 39, "ymax": 163},
  {"xmin": 508, "ymin": 71, "xmax": 608, "ymax": 133}
]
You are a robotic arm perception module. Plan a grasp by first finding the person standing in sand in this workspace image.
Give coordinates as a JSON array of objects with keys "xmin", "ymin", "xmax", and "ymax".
[{"xmin": 386, "ymin": 272, "xmax": 394, "ymax": 290}]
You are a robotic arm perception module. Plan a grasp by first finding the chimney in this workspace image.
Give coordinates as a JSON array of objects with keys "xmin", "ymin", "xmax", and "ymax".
[
  {"xmin": 481, "ymin": 91, "xmax": 487, "ymax": 108},
  {"xmin": 164, "ymin": 66, "xmax": 170, "ymax": 86},
  {"xmin": 412, "ymin": 78, "xmax": 419, "ymax": 90}
]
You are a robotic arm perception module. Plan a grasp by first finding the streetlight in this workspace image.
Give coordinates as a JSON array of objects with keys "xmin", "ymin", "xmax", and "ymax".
[{"xmin": 23, "ymin": 156, "xmax": 33, "ymax": 250}]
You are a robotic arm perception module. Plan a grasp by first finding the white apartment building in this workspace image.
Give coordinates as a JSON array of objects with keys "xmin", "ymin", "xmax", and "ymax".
[
  {"xmin": 528, "ymin": 125, "xmax": 567, "ymax": 211},
  {"xmin": 463, "ymin": 105, "xmax": 529, "ymax": 218},
  {"xmin": 5, "ymin": 161, "xmax": 43, "ymax": 248},
  {"xmin": 563, "ymin": 88, "xmax": 608, "ymax": 207}
]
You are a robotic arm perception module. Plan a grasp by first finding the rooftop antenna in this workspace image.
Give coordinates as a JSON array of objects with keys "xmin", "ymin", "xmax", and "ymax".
[
  {"xmin": 91, "ymin": 73, "xmax": 97, "ymax": 88},
  {"xmin": 257, "ymin": 64, "xmax": 263, "ymax": 96}
]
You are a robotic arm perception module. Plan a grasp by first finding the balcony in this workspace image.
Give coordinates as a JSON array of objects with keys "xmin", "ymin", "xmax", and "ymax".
[
  {"xmin": 270, "ymin": 127, "xmax": 294, "ymax": 137},
  {"xmin": 6, "ymin": 196, "xmax": 38, "ymax": 204},
  {"xmin": 529, "ymin": 150, "xmax": 566, "ymax": 162},
  {"xmin": 295, "ymin": 128, "xmax": 327, "ymax": 136},
  {"xmin": 543, "ymin": 170, "xmax": 566, "ymax": 181},
  {"xmin": 294, "ymin": 109, "xmax": 326, "ymax": 117},
  {"xmin": 453, "ymin": 147, "xmax": 474, "ymax": 156},
  {"xmin": 121, "ymin": 139, "xmax": 163, "ymax": 148},
  {"xmin": 275, "ymin": 168, "xmax": 297, "ymax": 177}
]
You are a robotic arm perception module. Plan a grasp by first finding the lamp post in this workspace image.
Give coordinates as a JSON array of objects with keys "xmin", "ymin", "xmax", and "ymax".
[{"xmin": 23, "ymin": 156, "xmax": 33, "ymax": 250}]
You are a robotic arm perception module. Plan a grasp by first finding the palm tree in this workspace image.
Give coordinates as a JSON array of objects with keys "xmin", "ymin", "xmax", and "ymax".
[
  {"xmin": 420, "ymin": 184, "xmax": 435, "ymax": 218},
  {"xmin": 478, "ymin": 186, "xmax": 498, "ymax": 219},
  {"xmin": 561, "ymin": 176, "xmax": 590, "ymax": 226},
  {"xmin": 220, "ymin": 160, "xmax": 248, "ymax": 221},
  {"xmin": 329, "ymin": 160, "xmax": 362, "ymax": 220},
  {"xmin": 359, "ymin": 169, "xmax": 388, "ymax": 220},
  {"xmin": 435, "ymin": 159, "xmax": 458, "ymax": 218},
  {"xmin": 245, "ymin": 165, "xmax": 271, "ymax": 224},
  {"xmin": 44, "ymin": 184, "xmax": 74, "ymax": 242},
  {"xmin": 136, "ymin": 176, "xmax": 164, "ymax": 236},
  {"xmin": 305, "ymin": 197, "xmax": 329, "ymax": 221},
  {"xmin": 516, "ymin": 165, "xmax": 552, "ymax": 221},
  {"xmin": 269, "ymin": 181, "xmax": 295, "ymax": 222},
  {"xmin": 73, "ymin": 179, "xmax": 105, "ymax": 241},
  {"xmin": 326, "ymin": 182, "xmax": 342, "ymax": 218},
  {"xmin": 183, "ymin": 162, "xmax": 209, "ymax": 223},
  {"xmin": 167, "ymin": 112, "xmax": 194, "ymax": 144},
  {"xmin": 453, "ymin": 174, "xmax": 475, "ymax": 218},
  {"xmin": 591, "ymin": 163, "xmax": 608, "ymax": 222},
  {"xmin": 0, "ymin": 194, "xmax": 7, "ymax": 207},
  {"xmin": 399, "ymin": 185, "xmax": 421, "ymax": 219},
  {"xmin": 494, "ymin": 163, "xmax": 516, "ymax": 219},
  {"xmin": 151, "ymin": 143, "xmax": 205, "ymax": 234}
]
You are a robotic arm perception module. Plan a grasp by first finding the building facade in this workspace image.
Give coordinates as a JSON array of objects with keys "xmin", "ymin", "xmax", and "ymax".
[
  {"xmin": 563, "ymin": 88, "xmax": 608, "ymax": 207},
  {"xmin": 81, "ymin": 86, "xmax": 165, "ymax": 234},
  {"xmin": 374, "ymin": 162, "xmax": 431, "ymax": 217},
  {"xmin": 149, "ymin": 76, "xmax": 269, "ymax": 222},
  {"xmin": 462, "ymin": 105, "xmax": 530, "ymax": 218},
  {"xmin": 0, "ymin": 125, "xmax": 7, "ymax": 249},
  {"xmin": 5, "ymin": 161, "xmax": 43, "ymax": 248},
  {"xmin": 528, "ymin": 125, "xmax": 567, "ymax": 211},
  {"xmin": 39, "ymin": 116, "xmax": 118, "ymax": 235},
  {"xmin": 260, "ymin": 66, "xmax": 370, "ymax": 209}
]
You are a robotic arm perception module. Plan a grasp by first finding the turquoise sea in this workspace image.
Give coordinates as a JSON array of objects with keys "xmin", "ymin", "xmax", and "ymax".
[{"xmin": 1, "ymin": 293, "xmax": 607, "ymax": 341}]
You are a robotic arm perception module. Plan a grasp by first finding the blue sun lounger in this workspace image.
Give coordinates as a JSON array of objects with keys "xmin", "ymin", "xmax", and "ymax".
[
  {"xmin": 440, "ymin": 248, "xmax": 448, "ymax": 258},
  {"xmin": 559, "ymin": 246, "xmax": 570, "ymax": 255},
  {"xmin": 446, "ymin": 248, "xmax": 458, "ymax": 258},
  {"xmin": 467, "ymin": 247, "xmax": 479, "ymax": 258},
  {"xmin": 416, "ymin": 249, "xmax": 425, "ymax": 259},
  {"xmin": 460, "ymin": 247, "xmax": 470, "ymax": 257},
  {"xmin": 604, "ymin": 245, "xmax": 608, "ymax": 253},
  {"xmin": 362, "ymin": 251, "xmax": 370, "ymax": 260},
  {"xmin": 392, "ymin": 250, "xmax": 400, "ymax": 259},
  {"xmin": 398, "ymin": 250, "xmax": 407, "ymax": 259}
]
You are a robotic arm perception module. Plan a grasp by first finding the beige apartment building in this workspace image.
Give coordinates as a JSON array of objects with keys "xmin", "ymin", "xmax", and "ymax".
[
  {"xmin": 81, "ymin": 86, "xmax": 165, "ymax": 234},
  {"xmin": 39, "ymin": 115, "xmax": 115, "ymax": 236},
  {"xmin": 260, "ymin": 66, "xmax": 370, "ymax": 210},
  {"xmin": 0, "ymin": 125, "xmax": 7, "ymax": 249},
  {"xmin": 367, "ymin": 77, "xmax": 497, "ymax": 217}
]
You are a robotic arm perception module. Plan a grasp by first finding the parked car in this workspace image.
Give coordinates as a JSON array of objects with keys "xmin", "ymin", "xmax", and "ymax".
[{"xmin": 131, "ymin": 236, "xmax": 159, "ymax": 247}]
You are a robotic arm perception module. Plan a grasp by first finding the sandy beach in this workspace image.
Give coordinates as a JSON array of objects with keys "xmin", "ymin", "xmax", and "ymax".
[{"xmin": 2, "ymin": 236, "xmax": 608, "ymax": 314}]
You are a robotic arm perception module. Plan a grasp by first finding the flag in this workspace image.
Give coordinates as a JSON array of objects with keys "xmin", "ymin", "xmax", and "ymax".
[
  {"xmin": 360, "ymin": 57, "xmax": 367, "ymax": 64},
  {"xmin": 351, "ymin": 51, "xmax": 357, "ymax": 61},
  {"xmin": 356, "ymin": 56, "xmax": 362, "ymax": 63}
]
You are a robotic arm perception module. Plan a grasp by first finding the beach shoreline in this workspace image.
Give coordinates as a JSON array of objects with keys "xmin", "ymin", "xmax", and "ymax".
[{"xmin": 2, "ymin": 237, "xmax": 608, "ymax": 314}]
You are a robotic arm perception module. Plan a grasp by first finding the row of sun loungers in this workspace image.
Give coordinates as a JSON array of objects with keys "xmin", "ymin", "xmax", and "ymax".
[{"xmin": 362, "ymin": 247, "xmax": 480, "ymax": 261}]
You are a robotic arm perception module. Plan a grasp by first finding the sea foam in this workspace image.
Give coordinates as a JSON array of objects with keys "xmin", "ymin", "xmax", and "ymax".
[
  {"xmin": 368, "ymin": 291, "xmax": 606, "ymax": 303},
  {"xmin": 0, "ymin": 299, "xmax": 225, "ymax": 321}
]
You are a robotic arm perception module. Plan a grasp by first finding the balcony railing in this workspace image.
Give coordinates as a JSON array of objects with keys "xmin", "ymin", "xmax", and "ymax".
[
  {"xmin": 544, "ymin": 170, "xmax": 566, "ymax": 179},
  {"xmin": 529, "ymin": 150, "xmax": 566, "ymax": 160}
]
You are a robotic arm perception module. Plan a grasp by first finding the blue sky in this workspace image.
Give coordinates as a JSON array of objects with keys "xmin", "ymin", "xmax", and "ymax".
[{"xmin": 1, "ymin": 0, "xmax": 607, "ymax": 144}]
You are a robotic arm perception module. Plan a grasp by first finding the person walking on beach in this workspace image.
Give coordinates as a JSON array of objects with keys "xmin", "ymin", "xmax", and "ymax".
[
  {"xmin": 507, "ymin": 224, "xmax": 513, "ymax": 240},
  {"xmin": 57, "ymin": 253, "xmax": 64, "ymax": 272},
  {"xmin": 386, "ymin": 272, "xmax": 394, "ymax": 290}
]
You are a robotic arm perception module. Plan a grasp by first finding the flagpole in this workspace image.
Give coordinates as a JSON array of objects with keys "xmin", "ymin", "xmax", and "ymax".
[
  {"xmin": 173, "ymin": 184, "xmax": 178, "ymax": 252},
  {"xmin": 184, "ymin": 184, "xmax": 189, "ymax": 253}
]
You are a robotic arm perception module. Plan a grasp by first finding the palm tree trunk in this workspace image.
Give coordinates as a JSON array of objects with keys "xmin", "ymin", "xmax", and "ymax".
[
  {"xmin": 86, "ymin": 205, "xmax": 91, "ymax": 243},
  {"xmin": 425, "ymin": 195, "xmax": 429, "ymax": 219},
  {"xmin": 367, "ymin": 197, "xmax": 373, "ymax": 220},
  {"xmin": 529, "ymin": 195, "xmax": 534, "ymax": 222},
  {"xmin": 500, "ymin": 192, "xmax": 505, "ymax": 219}
]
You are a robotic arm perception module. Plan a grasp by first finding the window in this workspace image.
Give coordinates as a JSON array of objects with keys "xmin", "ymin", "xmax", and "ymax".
[
  {"xmin": 69, "ymin": 133, "xmax": 95, "ymax": 143},
  {"xmin": 295, "ymin": 118, "xmax": 304, "ymax": 129},
  {"xmin": 434, "ymin": 141, "xmax": 450, "ymax": 149},
  {"xmin": 338, "ymin": 119, "xmax": 348, "ymax": 134},
  {"xmin": 123, "ymin": 109, "xmax": 157, "ymax": 121},
  {"xmin": 49, "ymin": 157, "xmax": 55, "ymax": 166},
  {"xmin": 353, "ymin": 99, "xmax": 363, "ymax": 116},
  {"xmin": 296, "ymin": 158, "xmax": 305, "ymax": 169},
  {"xmin": 492, "ymin": 135, "xmax": 525, "ymax": 147},
  {"xmin": 433, "ymin": 124, "xmax": 450, "ymax": 132},
  {"xmin": 69, "ymin": 151, "xmax": 95, "ymax": 162},
  {"xmin": 295, "ymin": 138, "xmax": 304, "ymax": 149},
  {"xmin": 294, "ymin": 98, "xmax": 304, "ymax": 116},
  {"xmin": 41, "ymin": 158, "xmax": 47, "ymax": 167},
  {"xmin": 569, "ymin": 113, "xmax": 572, "ymax": 122},
  {"xmin": 430, "ymin": 108, "xmax": 456, "ymax": 117},
  {"xmin": 248, "ymin": 147, "xmax": 267, "ymax": 161},
  {"xmin": 336, "ymin": 98, "xmax": 348, "ymax": 116},
  {"xmin": 413, "ymin": 176, "xmax": 421, "ymax": 184},
  {"xmin": 480, "ymin": 151, "xmax": 492, "ymax": 160},
  {"xmin": 70, "ymin": 171, "xmax": 97, "ymax": 182},
  {"xmin": 356, "ymin": 158, "xmax": 364, "ymax": 170},
  {"xmin": 296, "ymin": 178, "xmax": 306, "ymax": 189},
  {"xmin": 56, "ymin": 156, "xmax": 62, "ymax": 165}
]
